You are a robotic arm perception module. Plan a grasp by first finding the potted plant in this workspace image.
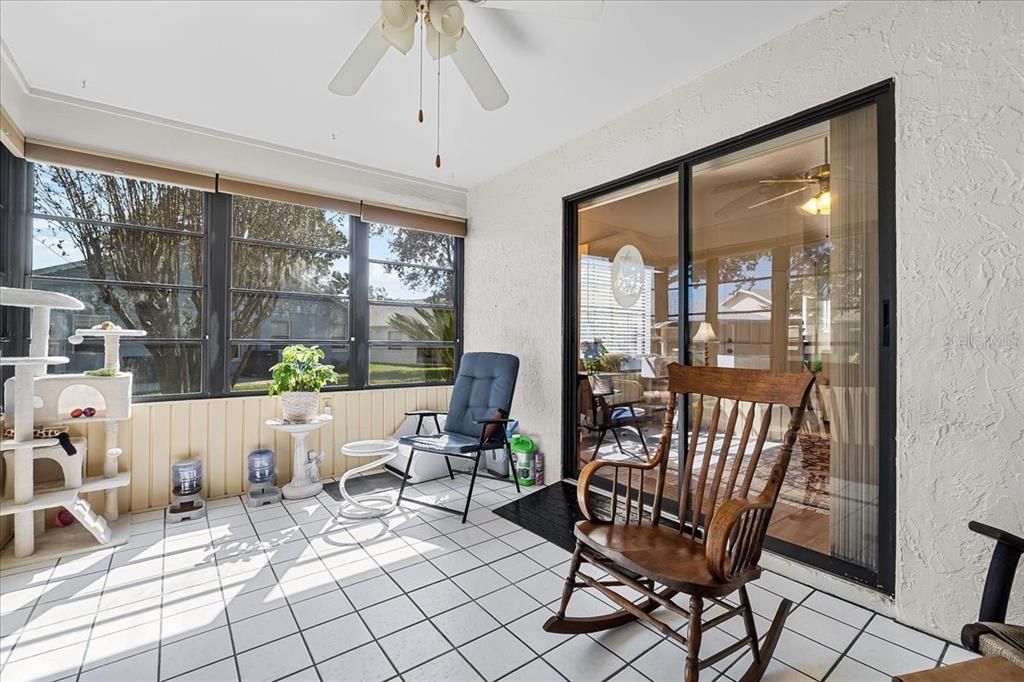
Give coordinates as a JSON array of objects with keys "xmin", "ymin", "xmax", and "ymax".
[{"xmin": 268, "ymin": 344, "xmax": 339, "ymax": 422}]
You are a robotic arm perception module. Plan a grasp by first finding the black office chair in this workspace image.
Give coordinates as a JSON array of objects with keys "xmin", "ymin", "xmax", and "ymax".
[{"xmin": 396, "ymin": 352, "xmax": 520, "ymax": 523}]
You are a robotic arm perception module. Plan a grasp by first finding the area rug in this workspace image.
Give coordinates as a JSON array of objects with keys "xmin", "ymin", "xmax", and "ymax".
[{"xmin": 751, "ymin": 434, "xmax": 831, "ymax": 513}]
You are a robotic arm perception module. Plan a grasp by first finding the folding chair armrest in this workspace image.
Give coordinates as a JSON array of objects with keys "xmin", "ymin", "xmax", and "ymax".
[
  {"xmin": 969, "ymin": 521, "xmax": 1024, "ymax": 553},
  {"xmin": 705, "ymin": 496, "xmax": 774, "ymax": 582},
  {"xmin": 473, "ymin": 417, "xmax": 516, "ymax": 425},
  {"xmin": 406, "ymin": 410, "xmax": 447, "ymax": 416}
]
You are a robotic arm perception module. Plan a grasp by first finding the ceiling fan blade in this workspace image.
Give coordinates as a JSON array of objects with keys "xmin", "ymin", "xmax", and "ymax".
[
  {"xmin": 328, "ymin": 20, "xmax": 391, "ymax": 95},
  {"xmin": 451, "ymin": 26, "xmax": 509, "ymax": 111},
  {"xmin": 748, "ymin": 186, "xmax": 811, "ymax": 209},
  {"xmin": 477, "ymin": 0, "xmax": 603, "ymax": 20},
  {"xmin": 714, "ymin": 188, "xmax": 766, "ymax": 218}
]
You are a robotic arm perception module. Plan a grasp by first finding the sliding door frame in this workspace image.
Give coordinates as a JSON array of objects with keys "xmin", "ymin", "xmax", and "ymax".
[{"xmin": 561, "ymin": 79, "xmax": 897, "ymax": 594}]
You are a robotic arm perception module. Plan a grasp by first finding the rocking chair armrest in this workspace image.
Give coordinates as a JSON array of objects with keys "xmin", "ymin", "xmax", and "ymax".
[
  {"xmin": 576, "ymin": 457, "xmax": 658, "ymax": 522},
  {"xmin": 705, "ymin": 496, "xmax": 774, "ymax": 582}
]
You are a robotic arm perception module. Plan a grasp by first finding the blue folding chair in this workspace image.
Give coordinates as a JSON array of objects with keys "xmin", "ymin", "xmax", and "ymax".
[{"xmin": 396, "ymin": 352, "xmax": 520, "ymax": 523}]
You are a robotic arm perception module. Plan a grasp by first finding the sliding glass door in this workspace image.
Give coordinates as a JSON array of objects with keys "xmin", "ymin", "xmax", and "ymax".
[
  {"xmin": 564, "ymin": 83, "xmax": 894, "ymax": 590},
  {"xmin": 572, "ymin": 174, "xmax": 681, "ymax": 508},
  {"xmin": 686, "ymin": 101, "xmax": 888, "ymax": 579}
]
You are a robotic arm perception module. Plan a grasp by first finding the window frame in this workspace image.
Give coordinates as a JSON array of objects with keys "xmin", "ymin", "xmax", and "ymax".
[
  {"xmin": 10, "ymin": 161, "xmax": 464, "ymax": 402},
  {"xmin": 27, "ymin": 164, "xmax": 209, "ymax": 400}
]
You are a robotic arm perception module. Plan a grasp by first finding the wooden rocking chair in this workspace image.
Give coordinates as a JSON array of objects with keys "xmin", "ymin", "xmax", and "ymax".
[{"xmin": 544, "ymin": 364, "xmax": 815, "ymax": 682}]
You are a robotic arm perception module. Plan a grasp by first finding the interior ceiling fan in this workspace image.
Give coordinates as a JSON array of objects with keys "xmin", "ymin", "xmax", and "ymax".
[
  {"xmin": 328, "ymin": 0, "xmax": 602, "ymax": 168},
  {"xmin": 715, "ymin": 138, "xmax": 832, "ymax": 217}
]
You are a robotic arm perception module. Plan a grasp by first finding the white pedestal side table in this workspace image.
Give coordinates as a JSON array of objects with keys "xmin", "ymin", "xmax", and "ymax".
[
  {"xmin": 338, "ymin": 439, "xmax": 399, "ymax": 519},
  {"xmin": 266, "ymin": 415, "xmax": 332, "ymax": 500}
]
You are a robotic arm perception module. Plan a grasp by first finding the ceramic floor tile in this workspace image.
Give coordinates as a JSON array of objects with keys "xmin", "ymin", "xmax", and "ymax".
[
  {"xmin": 941, "ymin": 644, "xmax": 979, "ymax": 664},
  {"xmin": 376, "ymin": 620, "xmax": 452, "ymax": 673},
  {"xmin": 80, "ymin": 648, "xmax": 158, "ymax": 682},
  {"xmin": 0, "ymin": 641, "xmax": 87, "ymax": 682},
  {"xmin": 458, "ymin": 628, "xmax": 534, "ymax": 681},
  {"xmin": 452, "ymin": 566, "xmax": 509, "ymax": 599},
  {"xmin": 545, "ymin": 632, "xmax": 627, "ymax": 681},
  {"xmin": 361, "ymin": 594, "xmax": 426, "ymax": 638},
  {"xmin": 770, "ymin": 628, "xmax": 842, "ymax": 679},
  {"xmin": 409, "ymin": 579, "xmax": 471, "ymax": 617},
  {"xmin": 430, "ymin": 548, "xmax": 485, "ymax": 577},
  {"xmin": 846, "ymin": 632, "xmax": 936, "ymax": 676},
  {"xmin": 343, "ymin": 574, "xmax": 403, "ymax": 610},
  {"xmin": 235, "ymin": 633, "xmax": 312, "ymax": 682},
  {"xmin": 499, "ymin": 529, "xmax": 546, "ymax": 551},
  {"xmin": 477, "ymin": 584, "xmax": 542, "ymax": 624},
  {"xmin": 316, "ymin": 642, "xmax": 397, "ymax": 682},
  {"xmin": 824, "ymin": 657, "xmax": 889, "ymax": 681},
  {"xmin": 168, "ymin": 657, "xmax": 239, "ymax": 682},
  {"xmin": 82, "ymin": 618, "xmax": 161, "ymax": 670},
  {"xmin": 506, "ymin": 607, "xmax": 576, "ymax": 656},
  {"xmin": 784, "ymin": 605, "xmax": 860, "ymax": 653},
  {"xmin": 388, "ymin": 559, "xmax": 446, "ymax": 591},
  {"xmin": 467, "ymin": 538, "xmax": 518, "ymax": 563},
  {"xmin": 403, "ymin": 650, "xmax": 483, "ymax": 682},
  {"xmin": 159, "ymin": 625, "xmax": 234, "ymax": 680},
  {"xmin": 801, "ymin": 591, "xmax": 873, "ymax": 630},
  {"xmin": 589, "ymin": 620, "xmax": 663, "ymax": 663},
  {"xmin": 489, "ymin": 553, "xmax": 546, "ymax": 582},
  {"xmin": 430, "ymin": 601, "xmax": 501, "ymax": 646},
  {"xmin": 290, "ymin": 588, "xmax": 353, "ymax": 629},
  {"xmin": 229, "ymin": 605, "xmax": 299, "ymax": 653},
  {"xmin": 865, "ymin": 616, "xmax": 945, "ymax": 659},
  {"xmin": 302, "ymin": 612, "xmax": 373, "ymax": 663},
  {"xmin": 501, "ymin": 657, "xmax": 566, "ymax": 682}
]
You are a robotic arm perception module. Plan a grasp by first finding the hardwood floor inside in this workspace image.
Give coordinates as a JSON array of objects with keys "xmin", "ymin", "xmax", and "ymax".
[{"xmin": 579, "ymin": 422, "xmax": 831, "ymax": 556}]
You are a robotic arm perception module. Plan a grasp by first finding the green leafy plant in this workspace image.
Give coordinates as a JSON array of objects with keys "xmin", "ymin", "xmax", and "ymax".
[{"xmin": 268, "ymin": 345, "xmax": 338, "ymax": 396}]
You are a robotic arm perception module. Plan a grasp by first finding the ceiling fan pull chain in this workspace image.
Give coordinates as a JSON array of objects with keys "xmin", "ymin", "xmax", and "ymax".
[
  {"xmin": 418, "ymin": 13, "xmax": 424, "ymax": 124},
  {"xmin": 435, "ymin": 23, "xmax": 442, "ymax": 169}
]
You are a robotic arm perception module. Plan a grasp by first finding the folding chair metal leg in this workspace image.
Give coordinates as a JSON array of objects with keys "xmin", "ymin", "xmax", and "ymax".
[
  {"xmin": 462, "ymin": 451, "xmax": 482, "ymax": 523},
  {"xmin": 610, "ymin": 427, "xmax": 626, "ymax": 455},
  {"xmin": 444, "ymin": 456, "xmax": 455, "ymax": 480},
  {"xmin": 507, "ymin": 444, "xmax": 520, "ymax": 493},
  {"xmin": 593, "ymin": 428, "xmax": 608, "ymax": 456},
  {"xmin": 397, "ymin": 447, "xmax": 416, "ymax": 506}
]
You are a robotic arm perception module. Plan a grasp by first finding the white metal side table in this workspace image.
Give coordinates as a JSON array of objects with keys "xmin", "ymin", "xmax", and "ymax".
[{"xmin": 337, "ymin": 439, "xmax": 399, "ymax": 520}]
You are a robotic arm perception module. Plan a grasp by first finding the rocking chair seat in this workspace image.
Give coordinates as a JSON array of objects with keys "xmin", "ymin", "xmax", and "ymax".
[{"xmin": 575, "ymin": 520, "xmax": 762, "ymax": 598}]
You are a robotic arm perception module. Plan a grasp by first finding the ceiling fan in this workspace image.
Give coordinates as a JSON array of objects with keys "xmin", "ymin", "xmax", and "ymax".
[
  {"xmin": 328, "ymin": 0, "xmax": 603, "ymax": 167},
  {"xmin": 714, "ymin": 138, "xmax": 831, "ymax": 217}
]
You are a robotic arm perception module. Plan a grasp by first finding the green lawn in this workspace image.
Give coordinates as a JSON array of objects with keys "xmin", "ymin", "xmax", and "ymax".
[{"xmin": 233, "ymin": 363, "xmax": 450, "ymax": 392}]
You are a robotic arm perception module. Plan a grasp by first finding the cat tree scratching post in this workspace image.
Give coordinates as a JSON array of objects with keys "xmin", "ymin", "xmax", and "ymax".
[{"xmin": 1, "ymin": 287, "xmax": 140, "ymax": 564}]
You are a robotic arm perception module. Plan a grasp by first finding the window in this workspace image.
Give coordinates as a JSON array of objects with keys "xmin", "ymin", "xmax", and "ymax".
[
  {"xmin": 367, "ymin": 224, "xmax": 457, "ymax": 385},
  {"xmin": 30, "ymin": 164, "xmax": 205, "ymax": 396},
  {"xmin": 227, "ymin": 196, "xmax": 351, "ymax": 392},
  {"xmin": 15, "ymin": 159, "xmax": 462, "ymax": 399}
]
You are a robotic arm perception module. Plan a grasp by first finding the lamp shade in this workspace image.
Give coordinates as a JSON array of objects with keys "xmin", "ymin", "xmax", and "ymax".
[{"xmin": 693, "ymin": 322, "xmax": 717, "ymax": 343}]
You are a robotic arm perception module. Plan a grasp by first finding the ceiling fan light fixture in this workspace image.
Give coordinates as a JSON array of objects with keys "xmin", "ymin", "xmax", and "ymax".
[{"xmin": 800, "ymin": 190, "xmax": 831, "ymax": 216}]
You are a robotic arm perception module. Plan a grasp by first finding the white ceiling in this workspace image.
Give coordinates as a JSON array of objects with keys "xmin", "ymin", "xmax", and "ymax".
[{"xmin": 0, "ymin": 0, "xmax": 839, "ymax": 189}]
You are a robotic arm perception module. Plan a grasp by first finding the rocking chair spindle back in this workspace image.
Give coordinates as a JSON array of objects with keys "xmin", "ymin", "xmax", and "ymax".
[{"xmin": 547, "ymin": 363, "xmax": 815, "ymax": 682}]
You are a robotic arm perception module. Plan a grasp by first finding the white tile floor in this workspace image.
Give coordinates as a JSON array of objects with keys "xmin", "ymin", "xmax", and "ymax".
[{"xmin": 0, "ymin": 474, "xmax": 978, "ymax": 682}]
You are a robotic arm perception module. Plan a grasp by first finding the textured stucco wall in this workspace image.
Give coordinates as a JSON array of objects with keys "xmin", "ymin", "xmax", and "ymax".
[{"xmin": 465, "ymin": 1, "xmax": 1023, "ymax": 639}]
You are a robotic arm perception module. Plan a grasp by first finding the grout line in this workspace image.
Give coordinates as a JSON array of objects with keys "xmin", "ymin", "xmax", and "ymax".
[{"xmin": 820, "ymin": 611, "xmax": 877, "ymax": 681}]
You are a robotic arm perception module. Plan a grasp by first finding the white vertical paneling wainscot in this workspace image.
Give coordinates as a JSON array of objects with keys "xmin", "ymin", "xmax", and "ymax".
[{"xmin": 0, "ymin": 385, "xmax": 453, "ymax": 546}]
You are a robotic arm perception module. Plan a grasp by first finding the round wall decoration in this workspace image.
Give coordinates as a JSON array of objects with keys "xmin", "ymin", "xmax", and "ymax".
[{"xmin": 611, "ymin": 245, "xmax": 645, "ymax": 308}]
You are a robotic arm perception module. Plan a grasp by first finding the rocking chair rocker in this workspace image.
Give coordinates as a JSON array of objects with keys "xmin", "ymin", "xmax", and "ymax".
[{"xmin": 545, "ymin": 364, "xmax": 815, "ymax": 682}]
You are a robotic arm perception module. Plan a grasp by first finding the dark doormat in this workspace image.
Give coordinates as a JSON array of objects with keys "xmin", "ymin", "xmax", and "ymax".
[
  {"xmin": 492, "ymin": 481, "xmax": 587, "ymax": 553},
  {"xmin": 322, "ymin": 472, "xmax": 400, "ymax": 502}
]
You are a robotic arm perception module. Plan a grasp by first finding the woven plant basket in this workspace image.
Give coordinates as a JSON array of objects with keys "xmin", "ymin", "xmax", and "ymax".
[{"xmin": 281, "ymin": 391, "xmax": 319, "ymax": 422}]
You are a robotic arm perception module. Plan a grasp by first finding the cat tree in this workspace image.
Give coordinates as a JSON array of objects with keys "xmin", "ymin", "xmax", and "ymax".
[{"xmin": 0, "ymin": 286, "xmax": 140, "ymax": 565}]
